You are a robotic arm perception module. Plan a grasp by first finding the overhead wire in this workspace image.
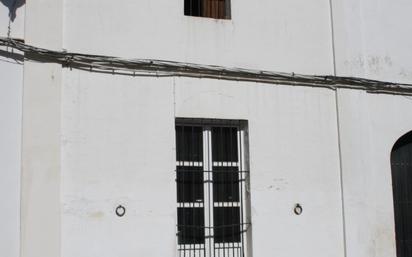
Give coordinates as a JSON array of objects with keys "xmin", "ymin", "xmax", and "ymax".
[{"xmin": 1, "ymin": 36, "xmax": 412, "ymax": 95}]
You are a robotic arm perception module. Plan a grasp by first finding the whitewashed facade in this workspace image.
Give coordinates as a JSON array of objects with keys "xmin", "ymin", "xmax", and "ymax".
[{"xmin": 1, "ymin": 1, "xmax": 412, "ymax": 257}]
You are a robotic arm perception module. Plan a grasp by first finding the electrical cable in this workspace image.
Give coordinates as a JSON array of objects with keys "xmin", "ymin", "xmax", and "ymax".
[{"xmin": 1, "ymin": 36, "xmax": 412, "ymax": 95}]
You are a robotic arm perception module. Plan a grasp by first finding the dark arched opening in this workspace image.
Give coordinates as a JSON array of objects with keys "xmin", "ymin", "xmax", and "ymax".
[{"xmin": 391, "ymin": 130, "xmax": 412, "ymax": 257}]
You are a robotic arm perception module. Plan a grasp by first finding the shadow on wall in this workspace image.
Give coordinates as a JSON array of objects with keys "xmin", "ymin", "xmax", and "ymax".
[{"xmin": 0, "ymin": 0, "xmax": 25, "ymax": 21}]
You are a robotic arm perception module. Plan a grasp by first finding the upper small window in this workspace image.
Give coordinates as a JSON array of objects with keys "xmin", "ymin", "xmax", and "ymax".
[{"xmin": 184, "ymin": 0, "xmax": 231, "ymax": 19}]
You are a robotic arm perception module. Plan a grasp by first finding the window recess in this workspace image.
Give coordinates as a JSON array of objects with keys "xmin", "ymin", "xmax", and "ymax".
[
  {"xmin": 184, "ymin": 0, "xmax": 231, "ymax": 19},
  {"xmin": 175, "ymin": 118, "xmax": 251, "ymax": 257}
]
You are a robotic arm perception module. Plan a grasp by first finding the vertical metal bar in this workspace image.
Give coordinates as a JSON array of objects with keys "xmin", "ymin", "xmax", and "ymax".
[
  {"xmin": 191, "ymin": 126, "xmax": 196, "ymax": 257},
  {"xmin": 402, "ymin": 164, "xmax": 406, "ymax": 257},
  {"xmin": 207, "ymin": 128, "xmax": 215, "ymax": 257},
  {"xmin": 238, "ymin": 128, "xmax": 245, "ymax": 257},
  {"xmin": 177, "ymin": 165, "xmax": 181, "ymax": 257},
  {"xmin": 201, "ymin": 126, "xmax": 205, "ymax": 257},
  {"xmin": 206, "ymin": 165, "xmax": 209, "ymax": 257},
  {"xmin": 219, "ymin": 127, "xmax": 226, "ymax": 257},
  {"xmin": 230, "ymin": 127, "xmax": 235, "ymax": 257},
  {"xmin": 181, "ymin": 126, "xmax": 186, "ymax": 257},
  {"xmin": 203, "ymin": 128, "xmax": 208, "ymax": 257},
  {"xmin": 406, "ymin": 166, "xmax": 409, "ymax": 257},
  {"xmin": 213, "ymin": 128, "xmax": 217, "ymax": 257},
  {"xmin": 408, "ymin": 143, "xmax": 412, "ymax": 257},
  {"xmin": 204, "ymin": 127, "xmax": 212, "ymax": 257}
]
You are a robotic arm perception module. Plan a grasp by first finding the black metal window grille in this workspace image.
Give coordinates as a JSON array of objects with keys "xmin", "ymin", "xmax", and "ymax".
[
  {"xmin": 391, "ymin": 131, "xmax": 412, "ymax": 257},
  {"xmin": 184, "ymin": 0, "xmax": 231, "ymax": 19},
  {"xmin": 175, "ymin": 118, "xmax": 250, "ymax": 257}
]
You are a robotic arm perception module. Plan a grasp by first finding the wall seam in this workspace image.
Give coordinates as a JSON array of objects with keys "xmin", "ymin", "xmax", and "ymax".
[
  {"xmin": 335, "ymin": 90, "xmax": 348, "ymax": 257},
  {"xmin": 329, "ymin": 1, "xmax": 348, "ymax": 257},
  {"xmin": 19, "ymin": 2, "xmax": 28, "ymax": 257},
  {"xmin": 329, "ymin": 0, "xmax": 337, "ymax": 75}
]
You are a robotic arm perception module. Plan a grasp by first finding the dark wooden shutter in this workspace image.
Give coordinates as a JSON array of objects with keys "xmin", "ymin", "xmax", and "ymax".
[
  {"xmin": 391, "ymin": 131, "xmax": 412, "ymax": 257},
  {"xmin": 203, "ymin": 0, "xmax": 227, "ymax": 19}
]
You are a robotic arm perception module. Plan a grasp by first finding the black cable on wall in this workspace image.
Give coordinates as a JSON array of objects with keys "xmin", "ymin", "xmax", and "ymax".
[{"xmin": 1, "ymin": 36, "xmax": 412, "ymax": 96}]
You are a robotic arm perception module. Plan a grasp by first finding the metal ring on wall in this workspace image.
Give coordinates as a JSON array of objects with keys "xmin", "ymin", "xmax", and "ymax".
[
  {"xmin": 116, "ymin": 205, "xmax": 126, "ymax": 217},
  {"xmin": 294, "ymin": 203, "xmax": 303, "ymax": 215}
]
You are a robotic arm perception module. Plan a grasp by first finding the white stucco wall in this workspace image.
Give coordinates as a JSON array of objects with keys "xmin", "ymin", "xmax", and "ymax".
[
  {"xmin": 2, "ymin": 1, "xmax": 412, "ymax": 257},
  {"xmin": 61, "ymin": 71, "xmax": 176, "ymax": 257},
  {"xmin": 175, "ymin": 79, "xmax": 345, "ymax": 257},
  {"xmin": 337, "ymin": 89, "xmax": 412, "ymax": 257},
  {"xmin": 332, "ymin": 0, "xmax": 412, "ymax": 83},
  {"xmin": 20, "ymin": 1, "xmax": 62, "ymax": 257},
  {"xmin": 0, "ymin": 53, "xmax": 22, "ymax": 257},
  {"xmin": 0, "ymin": 3, "xmax": 24, "ymax": 257},
  {"xmin": 59, "ymin": 3, "xmax": 345, "ymax": 254},
  {"xmin": 60, "ymin": 70, "xmax": 345, "ymax": 257},
  {"xmin": 63, "ymin": 0, "xmax": 334, "ymax": 75}
]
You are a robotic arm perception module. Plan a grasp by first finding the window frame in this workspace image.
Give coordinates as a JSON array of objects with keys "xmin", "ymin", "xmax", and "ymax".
[{"xmin": 175, "ymin": 118, "xmax": 251, "ymax": 257}]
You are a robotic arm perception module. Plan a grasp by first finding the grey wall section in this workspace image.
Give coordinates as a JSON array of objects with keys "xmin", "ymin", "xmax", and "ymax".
[
  {"xmin": 0, "ymin": 55, "xmax": 22, "ymax": 257},
  {"xmin": 337, "ymin": 89, "xmax": 412, "ymax": 257}
]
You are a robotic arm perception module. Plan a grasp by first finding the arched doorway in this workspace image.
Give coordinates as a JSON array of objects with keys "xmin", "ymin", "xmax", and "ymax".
[{"xmin": 391, "ymin": 131, "xmax": 412, "ymax": 257}]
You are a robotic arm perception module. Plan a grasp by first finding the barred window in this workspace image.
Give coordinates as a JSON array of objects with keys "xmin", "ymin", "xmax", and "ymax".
[
  {"xmin": 175, "ymin": 118, "xmax": 251, "ymax": 257},
  {"xmin": 184, "ymin": 0, "xmax": 231, "ymax": 20}
]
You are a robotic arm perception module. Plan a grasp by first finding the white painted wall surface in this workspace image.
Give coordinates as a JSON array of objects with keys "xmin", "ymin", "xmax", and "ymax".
[
  {"xmin": 59, "ymin": 3, "xmax": 344, "ymax": 255},
  {"xmin": 1, "ymin": 0, "xmax": 412, "ymax": 257},
  {"xmin": 0, "ymin": 53, "xmax": 22, "ymax": 257},
  {"xmin": 0, "ymin": 3, "xmax": 24, "ymax": 257},
  {"xmin": 63, "ymin": 0, "xmax": 334, "ymax": 75},
  {"xmin": 337, "ymin": 89, "xmax": 412, "ymax": 257},
  {"xmin": 332, "ymin": 0, "xmax": 412, "ymax": 83},
  {"xmin": 20, "ymin": 1, "xmax": 62, "ymax": 257},
  {"xmin": 61, "ymin": 71, "xmax": 176, "ymax": 257},
  {"xmin": 175, "ymin": 79, "xmax": 345, "ymax": 257},
  {"xmin": 61, "ymin": 70, "xmax": 345, "ymax": 257}
]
